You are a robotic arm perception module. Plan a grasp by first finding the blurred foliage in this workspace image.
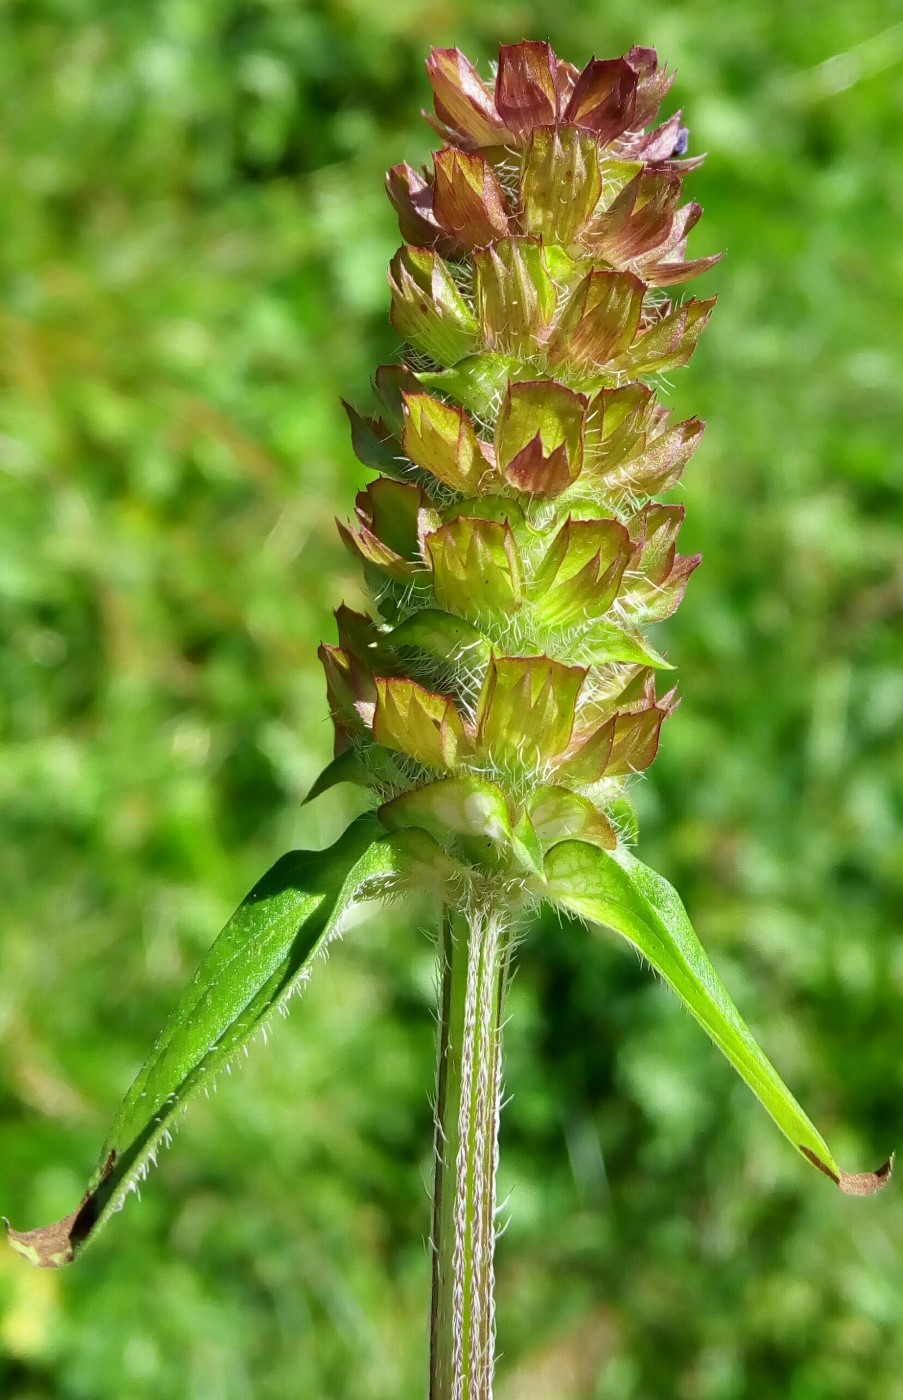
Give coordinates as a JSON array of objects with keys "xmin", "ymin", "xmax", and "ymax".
[{"xmin": 0, "ymin": 1, "xmax": 901, "ymax": 1397}]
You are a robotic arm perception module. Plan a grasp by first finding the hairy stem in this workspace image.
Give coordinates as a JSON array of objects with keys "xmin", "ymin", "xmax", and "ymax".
[{"xmin": 430, "ymin": 897, "xmax": 512, "ymax": 1400}]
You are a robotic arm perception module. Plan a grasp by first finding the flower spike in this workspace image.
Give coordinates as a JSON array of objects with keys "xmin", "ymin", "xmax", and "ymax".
[{"xmin": 10, "ymin": 52, "xmax": 887, "ymax": 1384}]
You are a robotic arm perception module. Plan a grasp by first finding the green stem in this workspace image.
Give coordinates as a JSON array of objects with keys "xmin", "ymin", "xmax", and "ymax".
[{"xmin": 430, "ymin": 896, "xmax": 512, "ymax": 1400}]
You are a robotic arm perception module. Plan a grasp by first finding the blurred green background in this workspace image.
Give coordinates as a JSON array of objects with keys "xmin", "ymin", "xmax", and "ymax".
[{"xmin": 1, "ymin": 1, "xmax": 901, "ymax": 1396}]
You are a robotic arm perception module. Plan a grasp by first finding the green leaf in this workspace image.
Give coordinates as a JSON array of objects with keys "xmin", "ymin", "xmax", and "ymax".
[
  {"xmin": 527, "ymin": 785, "xmax": 616, "ymax": 851},
  {"xmin": 607, "ymin": 792, "xmax": 640, "ymax": 846},
  {"xmin": 302, "ymin": 748, "xmax": 370, "ymax": 803},
  {"xmin": 543, "ymin": 841, "xmax": 892, "ymax": 1196},
  {"xmin": 342, "ymin": 401, "xmax": 407, "ymax": 479},
  {"xmin": 451, "ymin": 496, "xmax": 527, "ymax": 528},
  {"xmin": 381, "ymin": 774, "xmax": 511, "ymax": 847},
  {"xmin": 5, "ymin": 817, "xmax": 431, "ymax": 1267},
  {"xmin": 303, "ymin": 742, "xmax": 412, "ymax": 801},
  {"xmin": 373, "ymin": 363, "xmax": 422, "ymax": 436},
  {"xmin": 510, "ymin": 807, "xmax": 545, "ymax": 876}
]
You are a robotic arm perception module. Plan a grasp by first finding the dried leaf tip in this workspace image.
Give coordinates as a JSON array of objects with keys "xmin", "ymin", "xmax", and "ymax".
[
  {"xmin": 800, "ymin": 1146, "xmax": 894, "ymax": 1197},
  {"xmin": 4, "ymin": 1150, "xmax": 117, "ymax": 1268}
]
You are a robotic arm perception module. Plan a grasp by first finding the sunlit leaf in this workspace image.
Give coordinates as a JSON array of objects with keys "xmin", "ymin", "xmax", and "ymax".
[
  {"xmin": 543, "ymin": 840, "xmax": 892, "ymax": 1195},
  {"xmin": 5, "ymin": 817, "xmax": 434, "ymax": 1266}
]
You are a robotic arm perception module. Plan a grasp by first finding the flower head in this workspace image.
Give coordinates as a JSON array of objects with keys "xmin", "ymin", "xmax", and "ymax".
[{"xmin": 325, "ymin": 39, "xmax": 719, "ymax": 875}]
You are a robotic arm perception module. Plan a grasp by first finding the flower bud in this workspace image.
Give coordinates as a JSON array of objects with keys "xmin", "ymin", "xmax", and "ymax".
[
  {"xmin": 389, "ymin": 246, "xmax": 480, "ymax": 365},
  {"xmin": 476, "ymin": 655, "xmax": 586, "ymax": 769},
  {"xmin": 520, "ymin": 127, "xmax": 604, "ymax": 246},
  {"xmin": 427, "ymin": 517, "xmax": 522, "ymax": 621},
  {"xmin": 474, "ymin": 239, "xmax": 557, "ymax": 357},
  {"xmin": 548, "ymin": 270, "xmax": 645, "ymax": 371},
  {"xmin": 402, "ymin": 392, "xmax": 494, "ymax": 493},
  {"xmin": 495, "ymin": 380, "xmax": 586, "ymax": 494},
  {"xmin": 372, "ymin": 676, "xmax": 473, "ymax": 769}
]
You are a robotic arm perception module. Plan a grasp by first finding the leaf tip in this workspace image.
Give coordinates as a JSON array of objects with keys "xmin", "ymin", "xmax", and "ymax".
[
  {"xmin": 4, "ymin": 1150, "xmax": 117, "ymax": 1268},
  {"xmin": 5, "ymin": 1209, "xmax": 80, "ymax": 1269},
  {"xmin": 800, "ymin": 1145, "xmax": 894, "ymax": 1197}
]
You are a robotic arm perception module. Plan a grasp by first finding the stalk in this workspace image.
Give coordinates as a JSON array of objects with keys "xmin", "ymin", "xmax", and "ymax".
[{"xmin": 430, "ymin": 896, "xmax": 512, "ymax": 1399}]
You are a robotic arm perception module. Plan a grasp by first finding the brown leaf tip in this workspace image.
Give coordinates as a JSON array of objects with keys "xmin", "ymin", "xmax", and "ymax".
[
  {"xmin": 4, "ymin": 1150, "xmax": 117, "ymax": 1268},
  {"xmin": 5, "ymin": 1205, "xmax": 86, "ymax": 1269},
  {"xmin": 800, "ymin": 1145, "xmax": 894, "ymax": 1197},
  {"xmin": 838, "ymin": 1155, "xmax": 894, "ymax": 1197}
]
